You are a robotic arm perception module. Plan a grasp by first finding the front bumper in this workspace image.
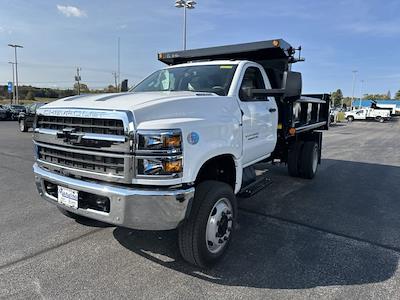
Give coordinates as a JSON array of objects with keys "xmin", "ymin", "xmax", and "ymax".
[{"xmin": 33, "ymin": 163, "xmax": 195, "ymax": 230}]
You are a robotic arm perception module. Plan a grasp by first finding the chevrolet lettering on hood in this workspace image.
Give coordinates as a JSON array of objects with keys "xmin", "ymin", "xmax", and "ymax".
[{"xmin": 40, "ymin": 109, "xmax": 109, "ymax": 119}]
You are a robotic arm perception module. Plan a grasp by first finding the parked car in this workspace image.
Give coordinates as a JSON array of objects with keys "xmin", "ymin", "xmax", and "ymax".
[
  {"xmin": 3, "ymin": 104, "xmax": 26, "ymax": 120},
  {"xmin": 18, "ymin": 102, "xmax": 47, "ymax": 132},
  {"xmin": 0, "ymin": 106, "xmax": 9, "ymax": 120},
  {"xmin": 10, "ymin": 105, "xmax": 26, "ymax": 120}
]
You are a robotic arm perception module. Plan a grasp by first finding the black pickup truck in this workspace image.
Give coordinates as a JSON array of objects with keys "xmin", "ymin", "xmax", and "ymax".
[{"xmin": 18, "ymin": 102, "xmax": 47, "ymax": 132}]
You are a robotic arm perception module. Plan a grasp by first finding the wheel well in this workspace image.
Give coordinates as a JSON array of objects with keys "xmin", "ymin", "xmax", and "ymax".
[{"xmin": 195, "ymin": 155, "xmax": 236, "ymax": 190}]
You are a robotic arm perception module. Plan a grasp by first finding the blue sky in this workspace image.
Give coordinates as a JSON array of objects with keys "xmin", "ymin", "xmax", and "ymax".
[{"xmin": 0, "ymin": 0, "xmax": 399, "ymax": 96}]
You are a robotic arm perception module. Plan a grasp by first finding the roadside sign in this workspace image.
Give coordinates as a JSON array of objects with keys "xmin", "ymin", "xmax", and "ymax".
[{"xmin": 7, "ymin": 82, "xmax": 13, "ymax": 93}]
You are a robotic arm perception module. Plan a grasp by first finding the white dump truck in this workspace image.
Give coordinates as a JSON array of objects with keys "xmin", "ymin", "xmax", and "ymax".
[{"xmin": 33, "ymin": 39, "xmax": 330, "ymax": 267}]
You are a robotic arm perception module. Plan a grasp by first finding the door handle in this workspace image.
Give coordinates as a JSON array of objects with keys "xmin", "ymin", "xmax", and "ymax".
[{"xmin": 269, "ymin": 108, "xmax": 277, "ymax": 113}]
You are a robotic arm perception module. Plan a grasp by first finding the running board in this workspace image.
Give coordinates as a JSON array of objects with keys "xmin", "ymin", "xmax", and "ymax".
[{"xmin": 238, "ymin": 174, "xmax": 272, "ymax": 198}]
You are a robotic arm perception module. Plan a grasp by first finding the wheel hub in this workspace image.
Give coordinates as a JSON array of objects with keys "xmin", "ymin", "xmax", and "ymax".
[{"xmin": 206, "ymin": 198, "xmax": 233, "ymax": 254}]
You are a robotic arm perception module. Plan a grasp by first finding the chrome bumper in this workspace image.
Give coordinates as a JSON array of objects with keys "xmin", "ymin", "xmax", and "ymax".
[{"xmin": 33, "ymin": 163, "xmax": 195, "ymax": 230}]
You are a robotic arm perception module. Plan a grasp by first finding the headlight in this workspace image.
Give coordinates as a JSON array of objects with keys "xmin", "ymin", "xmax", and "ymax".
[
  {"xmin": 137, "ymin": 157, "xmax": 183, "ymax": 176},
  {"xmin": 137, "ymin": 129, "xmax": 182, "ymax": 153}
]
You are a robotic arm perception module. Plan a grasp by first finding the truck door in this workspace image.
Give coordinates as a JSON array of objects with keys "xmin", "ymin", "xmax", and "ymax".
[
  {"xmin": 355, "ymin": 109, "xmax": 365, "ymax": 119},
  {"xmin": 237, "ymin": 65, "xmax": 278, "ymax": 166}
]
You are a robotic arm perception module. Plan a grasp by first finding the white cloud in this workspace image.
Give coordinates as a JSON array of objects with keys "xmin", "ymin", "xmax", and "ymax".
[
  {"xmin": 343, "ymin": 20, "xmax": 400, "ymax": 37},
  {"xmin": 0, "ymin": 26, "xmax": 12, "ymax": 34},
  {"xmin": 57, "ymin": 5, "xmax": 87, "ymax": 18}
]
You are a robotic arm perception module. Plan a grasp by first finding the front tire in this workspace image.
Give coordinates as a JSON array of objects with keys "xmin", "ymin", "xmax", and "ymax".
[
  {"xmin": 178, "ymin": 181, "xmax": 237, "ymax": 268},
  {"xmin": 347, "ymin": 116, "xmax": 354, "ymax": 122},
  {"xmin": 19, "ymin": 120, "xmax": 27, "ymax": 132}
]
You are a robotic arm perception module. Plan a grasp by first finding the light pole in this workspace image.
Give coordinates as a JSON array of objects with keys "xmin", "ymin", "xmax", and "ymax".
[
  {"xmin": 8, "ymin": 44, "xmax": 23, "ymax": 104},
  {"xmin": 359, "ymin": 80, "xmax": 365, "ymax": 109},
  {"xmin": 75, "ymin": 67, "xmax": 82, "ymax": 95},
  {"xmin": 8, "ymin": 61, "xmax": 15, "ymax": 104},
  {"xmin": 351, "ymin": 70, "xmax": 358, "ymax": 109},
  {"xmin": 175, "ymin": 0, "xmax": 197, "ymax": 50}
]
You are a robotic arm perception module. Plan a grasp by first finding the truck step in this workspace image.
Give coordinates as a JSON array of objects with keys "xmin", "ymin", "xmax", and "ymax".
[{"xmin": 238, "ymin": 174, "xmax": 272, "ymax": 198}]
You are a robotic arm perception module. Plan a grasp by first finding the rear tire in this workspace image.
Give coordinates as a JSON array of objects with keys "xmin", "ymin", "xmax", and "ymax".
[
  {"xmin": 19, "ymin": 120, "xmax": 27, "ymax": 132},
  {"xmin": 299, "ymin": 141, "xmax": 319, "ymax": 179},
  {"xmin": 178, "ymin": 181, "xmax": 237, "ymax": 268},
  {"xmin": 287, "ymin": 142, "xmax": 302, "ymax": 177}
]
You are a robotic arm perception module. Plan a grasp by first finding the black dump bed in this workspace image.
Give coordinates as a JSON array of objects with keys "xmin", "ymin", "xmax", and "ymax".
[{"xmin": 158, "ymin": 39, "xmax": 330, "ymax": 139}]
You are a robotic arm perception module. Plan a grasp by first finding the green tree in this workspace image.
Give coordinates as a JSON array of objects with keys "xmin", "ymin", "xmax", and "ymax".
[
  {"xmin": 25, "ymin": 91, "xmax": 35, "ymax": 100},
  {"xmin": 343, "ymin": 97, "xmax": 352, "ymax": 107},
  {"xmin": 395, "ymin": 90, "xmax": 400, "ymax": 100},
  {"xmin": 331, "ymin": 89, "xmax": 343, "ymax": 106},
  {"xmin": 73, "ymin": 83, "xmax": 89, "ymax": 93},
  {"xmin": 362, "ymin": 94, "xmax": 390, "ymax": 100},
  {"xmin": 105, "ymin": 85, "xmax": 117, "ymax": 93}
]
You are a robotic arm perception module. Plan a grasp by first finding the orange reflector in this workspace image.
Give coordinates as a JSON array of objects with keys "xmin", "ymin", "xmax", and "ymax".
[
  {"xmin": 289, "ymin": 127, "xmax": 296, "ymax": 136},
  {"xmin": 272, "ymin": 40, "xmax": 280, "ymax": 47},
  {"xmin": 164, "ymin": 160, "xmax": 183, "ymax": 173}
]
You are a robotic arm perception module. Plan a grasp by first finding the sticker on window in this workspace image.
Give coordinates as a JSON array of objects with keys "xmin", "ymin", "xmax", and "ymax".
[{"xmin": 220, "ymin": 65, "xmax": 233, "ymax": 69}]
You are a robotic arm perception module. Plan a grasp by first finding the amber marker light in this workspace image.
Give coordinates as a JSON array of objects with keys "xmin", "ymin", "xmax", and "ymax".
[
  {"xmin": 272, "ymin": 40, "xmax": 280, "ymax": 47},
  {"xmin": 164, "ymin": 135, "xmax": 182, "ymax": 148},
  {"xmin": 164, "ymin": 160, "xmax": 183, "ymax": 173},
  {"xmin": 289, "ymin": 127, "xmax": 296, "ymax": 136}
]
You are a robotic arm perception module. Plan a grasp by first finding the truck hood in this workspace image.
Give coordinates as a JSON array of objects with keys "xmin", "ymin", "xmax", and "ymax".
[
  {"xmin": 41, "ymin": 91, "xmax": 242, "ymax": 129},
  {"xmin": 44, "ymin": 91, "xmax": 213, "ymax": 111}
]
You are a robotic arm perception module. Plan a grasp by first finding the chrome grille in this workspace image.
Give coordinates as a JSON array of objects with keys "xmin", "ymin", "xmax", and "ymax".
[
  {"xmin": 37, "ymin": 116, "xmax": 124, "ymax": 136},
  {"xmin": 34, "ymin": 109, "xmax": 135, "ymax": 183},
  {"xmin": 38, "ymin": 145, "xmax": 125, "ymax": 176}
]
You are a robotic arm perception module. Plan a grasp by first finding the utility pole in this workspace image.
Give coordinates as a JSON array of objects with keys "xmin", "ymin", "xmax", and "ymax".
[
  {"xmin": 351, "ymin": 70, "xmax": 358, "ymax": 109},
  {"xmin": 8, "ymin": 62, "xmax": 15, "ymax": 104},
  {"xmin": 75, "ymin": 67, "xmax": 82, "ymax": 95},
  {"xmin": 117, "ymin": 37, "xmax": 120, "ymax": 92},
  {"xmin": 359, "ymin": 80, "xmax": 365, "ymax": 109},
  {"xmin": 8, "ymin": 44, "xmax": 23, "ymax": 104},
  {"xmin": 112, "ymin": 72, "xmax": 118, "ymax": 92}
]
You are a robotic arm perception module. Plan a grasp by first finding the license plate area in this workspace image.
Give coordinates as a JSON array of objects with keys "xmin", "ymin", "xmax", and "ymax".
[{"xmin": 57, "ymin": 186, "xmax": 78, "ymax": 209}]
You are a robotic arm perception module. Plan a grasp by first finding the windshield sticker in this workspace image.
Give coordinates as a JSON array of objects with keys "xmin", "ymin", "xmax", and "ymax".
[{"xmin": 220, "ymin": 65, "xmax": 233, "ymax": 69}]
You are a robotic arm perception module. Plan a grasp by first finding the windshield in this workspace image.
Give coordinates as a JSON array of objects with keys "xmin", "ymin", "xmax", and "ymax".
[{"xmin": 131, "ymin": 64, "xmax": 237, "ymax": 96}]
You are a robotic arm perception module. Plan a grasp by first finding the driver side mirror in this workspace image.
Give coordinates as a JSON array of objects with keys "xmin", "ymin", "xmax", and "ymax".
[{"xmin": 250, "ymin": 71, "xmax": 302, "ymax": 99}]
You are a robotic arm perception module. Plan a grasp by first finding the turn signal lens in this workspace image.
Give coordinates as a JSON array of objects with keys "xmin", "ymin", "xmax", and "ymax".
[
  {"xmin": 138, "ymin": 158, "xmax": 183, "ymax": 176},
  {"xmin": 164, "ymin": 135, "xmax": 181, "ymax": 148},
  {"xmin": 164, "ymin": 160, "xmax": 183, "ymax": 173},
  {"xmin": 289, "ymin": 127, "xmax": 296, "ymax": 136},
  {"xmin": 272, "ymin": 40, "xmax": 280, "ymax": 47}
]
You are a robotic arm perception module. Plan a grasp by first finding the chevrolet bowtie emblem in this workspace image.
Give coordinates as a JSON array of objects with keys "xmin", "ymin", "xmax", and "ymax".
[{"xmin": 56, "ymin": 127, "xmax": 85, "ymax": 144}]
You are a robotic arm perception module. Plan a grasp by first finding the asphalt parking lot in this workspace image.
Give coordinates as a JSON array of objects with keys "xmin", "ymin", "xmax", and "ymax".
[{"xmin": 1, "ymin": 118, "xmax": 400, "ymax": 299}]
